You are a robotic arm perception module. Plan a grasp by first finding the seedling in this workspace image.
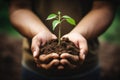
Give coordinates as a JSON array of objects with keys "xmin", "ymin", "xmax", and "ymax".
[{"xmin": 46, "ymin": 11, "xmax": 76, "ymax": 45}]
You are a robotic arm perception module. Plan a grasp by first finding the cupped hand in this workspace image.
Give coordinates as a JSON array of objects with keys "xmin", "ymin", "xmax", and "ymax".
[
  {"xmin": 59, "ymin": 32, "xmax": 88, "ymax": 69},
  {"xmin": 31, "ymin": 31, "xmax": 60, "ymax": 69},
  {"xmin": 31, "ymin": 31, "xmax": 57, "ymax": 58}
]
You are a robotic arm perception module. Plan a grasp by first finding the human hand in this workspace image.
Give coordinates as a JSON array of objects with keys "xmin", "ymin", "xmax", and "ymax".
[
  {"xmin": 31, "ymin": 31, "xmax": 59, "ymax": 69},
  {"xmin": 60, "ymin": 32, "xmax": 88, "ymax": 69},
  {"xmin": 34, "ymin": 53, "xmax": 60, "ymax": 70},
  {"xmin": 57, "ymin": 53, "xmax": 80, "ymax": 70}
]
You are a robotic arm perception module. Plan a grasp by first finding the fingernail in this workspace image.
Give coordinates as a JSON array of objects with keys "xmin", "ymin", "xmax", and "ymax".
[
  {"xmin": 82, "ymin": 54, "xmax": 85, "ymax": 60},
  {"xmin": 80, "ymin": 53, "xmax": 85, "ymax": 60},
  {"xmin": 52, "ymin": 53, "xmax": 59, "ymax": 58},
  {"xmin": 58, "ymin": 65, "xmax": 64, "ymax": 70},
  {"xmin": 33, "ymin": 51, "xmax": 37, "ymax": 57}
]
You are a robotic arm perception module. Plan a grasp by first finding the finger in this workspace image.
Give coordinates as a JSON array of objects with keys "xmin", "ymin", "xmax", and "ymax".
[
  {"xmin": 31, "ymin": 37, "xmax": 41, "ymax": 58},
  {"xmin": 61, "ymin": 35, "xmax": 69, "ymax": 40},
  {"xmin": 79, "ymin": 49, "xmax": 86, "ymax": 61},
  {"xmin": 79, "ymin": 40, "xmax": 88, "ymax": 61},
  {"xmin": 52, "ymin": 34, "xmax": 57, "ymax": 39},
  {"xmin": 38, "ymin": 59, "xmax": 59, "ymax": 70},
  {"xmin": 60, "ymin": 53, "xmax": 79, "ymax": 64},
  {"xmin": 60, "ymin": 59, "xmax": 76, "ymax": 69},
  {"xmin": 41, "ymin": 40, "xmax": 46, "ymax": 46},
  {"xmin": 39, "ymin": 53, "xmax": 59, "ymax": 63},
  {"xmin": 57, "ymin": 65, "xmax": 64, "ymax": 70}
]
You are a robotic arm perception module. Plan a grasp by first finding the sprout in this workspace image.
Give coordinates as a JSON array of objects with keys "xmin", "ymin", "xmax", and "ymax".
[{"xmin": 46, "ymin": 11, "xmax": 76, "ymax": 45}]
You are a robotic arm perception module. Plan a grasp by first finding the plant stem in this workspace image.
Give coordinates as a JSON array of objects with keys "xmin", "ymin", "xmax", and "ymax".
[
  {"xmin": 58, "ymin": 12, "xmax": 61, "ymax": 45},
  {"xmin": 58, "ymin": 24, "xmax": 61, "ymax": 45}
]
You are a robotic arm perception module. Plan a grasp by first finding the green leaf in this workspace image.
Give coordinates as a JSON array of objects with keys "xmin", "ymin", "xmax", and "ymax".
[
  {"xmin": 46, "ymin": 14, "xmax": 57, "ymax": 20},
  {"xmin": 52, "ymin": 20, "xmax": 60, "ymax": 30},
  {"xmin": 66, "ymin": 18, "xmax": 76, "ymax": 26},
  {"xmin": 62, "ymin": 15, "xmax": 71, "ymax": 19},
  {"xmin": 63, "ymin": 15, "xmax": 76, "ymax": 26}
]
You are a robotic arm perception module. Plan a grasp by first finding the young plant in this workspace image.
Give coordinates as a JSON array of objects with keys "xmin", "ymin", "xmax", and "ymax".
[{"xmin": 46, "ymin": 11, "xmax": 76, "ymax": 45}]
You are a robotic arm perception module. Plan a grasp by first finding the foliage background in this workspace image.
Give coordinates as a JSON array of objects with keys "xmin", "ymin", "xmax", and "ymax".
[
  {"xmin": 99, "ymin": 6, "xmax": 120, "ymax": 44},
  {"xmin": 0, "ymin": 0, "xmax": 20, "ymax": 37}
]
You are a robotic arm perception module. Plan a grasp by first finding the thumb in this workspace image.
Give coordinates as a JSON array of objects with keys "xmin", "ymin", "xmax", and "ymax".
[
  {"xmin": 31, "ymin": 37, "xmax": 41, "ymax": 58},
  {"xmin": 33, "ymin": 47, "xmax": 40, "ymax": 58},
  {"xmin": 78, "ymin": 40, "xmax": 88, "ymax": 61},
  {"xmin": 52, "ymin": 34, "xmax": 57, "ymax": 39},
  {"xmin": 79, "ymin": 49, "xmax": 86, "ymax": 61},
  {"xmin": 61, "ymin": 34, "xmax": 69, "ymax": 40}
]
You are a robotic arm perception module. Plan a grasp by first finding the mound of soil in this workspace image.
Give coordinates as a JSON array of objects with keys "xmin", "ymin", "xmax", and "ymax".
[{"xmin": 40, "ymin": 38, "xmax": 79, "ymax": 55}]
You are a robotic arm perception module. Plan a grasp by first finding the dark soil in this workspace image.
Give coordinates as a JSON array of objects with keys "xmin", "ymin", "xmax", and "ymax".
[{"xmin": 40, "ymin": 38, "xmax": 79, "ymax": 55}]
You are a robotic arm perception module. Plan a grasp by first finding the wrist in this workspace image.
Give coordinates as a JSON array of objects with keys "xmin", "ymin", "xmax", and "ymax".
[
  {"xmin": 70, "ymin": 29, "xmax": 88, "ymax": 40},
  {"xmin": 30, "ymin": 26, "xmax": 52, "ymax": 39}
]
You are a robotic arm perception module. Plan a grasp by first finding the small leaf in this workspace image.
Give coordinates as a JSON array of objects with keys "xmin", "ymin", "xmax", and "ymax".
[
  {"xmin": 52, "ymin": 20, "xmax": 60, "ymax": 30},
  {"xmin": 66, "ymin": 18, "xmax": 76, "ymax": 26},
  {"xmin": 46, "ymin": 14, "xmax": 57, "ymax": 20},
  {"xmin": 63, "ymin": 15, "xmax": 76, "ymax": 26},
  {"xmin": 62, "ymin": 15, "xmax": 71, "ymax": 19}
]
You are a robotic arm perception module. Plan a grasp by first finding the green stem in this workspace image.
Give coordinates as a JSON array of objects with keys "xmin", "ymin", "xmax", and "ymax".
[
  {"xmin": 58, "ymin": 11, "xmax": 61, "ymax": 45},
  {"xmin": 58, "ymin": 24, "xmax": 61, "ymax": 45}
]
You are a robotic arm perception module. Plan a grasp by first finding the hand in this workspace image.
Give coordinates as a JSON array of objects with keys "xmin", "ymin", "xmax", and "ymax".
[
  {"xmin": 60, "ymin": 32, "xmax": 88, "ymax": 69},
  {"xmin": 35, "ymin": 53, "xmax": 60, "ymax": 70},
  {"xmin": 31, "ymin": 31, "xmax": 59, "ymax": 69},
  {"xmin": 57, "ymin": 53, "xmax": 80, "ymax": 70},
  {"xmin": 31, "ymin": 31, "xmax": 57, "ymax": 57}
]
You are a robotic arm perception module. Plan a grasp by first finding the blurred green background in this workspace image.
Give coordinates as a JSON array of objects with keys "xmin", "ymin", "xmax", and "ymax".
[
  {"xmin": 99, "ymin": 6, "xmax": 120, "ymax": 44},
  {"xmin": 0, "ymin": 0, "xmax": 21, "ymax": 37}
]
